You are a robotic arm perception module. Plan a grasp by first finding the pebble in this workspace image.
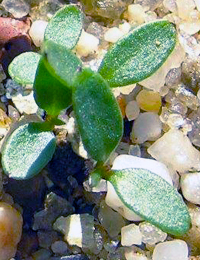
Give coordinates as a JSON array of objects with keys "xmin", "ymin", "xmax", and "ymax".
[
  {"xmin": 33, "ymin": 192, "xmax": 74, "ymax": 230},
  {"xmin": 12, "ymin": 92, "xmax": 38, "ymax": 114},
  {"xmin": 121, "ymin": 224, "xmax": 142, "ymax": 246},
  {"xmin": 152, "ymin": 239, "xmax": 189, "ymax": 260},
  {"xmin": 104, "ymin": 27, "xmax": 124, "ymax": 43},
  {"xmin": 139, "ymin": 222, "xmax": 167, "ymax": 245},
  {"xmin": 181, "ymin": 172, "xmax": 200, "ymax": 204},
  {"xmin": 37, "ymin": 230, "xmax": 59, "ymax": 249},
  {"xmin": 51, "ymin": 241, "xmax": 69, "ymax": 255},
  {"xmin": 125, "ymin": 100, "xmax": 140, "ymax": 121},
  {"xmin": 29, "ymin": 20, "xmax": 48, "ymax": 47},
  {"xmin": 124, "ymin": 247, "xmax": 148, "ymax": 260},
  {"xmin": 136, "ymin": 89, "xmax": 161, "ymax": 113},
  {"xmin": 1, "ymin": 0, "xmax": 30, "ymax": 18},
  {"xmin": 148, "ymin": 129, "xmax": 200, "ymax": 173},
  {"xmin": 126, "ymin": 4, "xmax": 146, "ymax": 24},
  {"xmin": 49, "ymin": 255, "xmax": 89, "ymax": 260},
  {"xmin": 176, "ymin": 0, "xmax": 196, "ymax": 20},
  {"xmin": 76, "ymin": 30, "xmax": 99, "ymax": 57},
  {"xmin": 98, "ymin": 200, "xmax": 125, "ymax": 238},
  {"xmin": 131, "ymin": 112, "xmax": 162, "ymax": 143},
  {"xmin": 0, "ymin": 202, "xmax": 23, "ymax": 260},
  {"xmin": 53, "ymin": 214, "xmax": 95, "ymax": 250},
  {"xmin": 31, "ymin": 248, "xmax": 52, "ymax": 260}
]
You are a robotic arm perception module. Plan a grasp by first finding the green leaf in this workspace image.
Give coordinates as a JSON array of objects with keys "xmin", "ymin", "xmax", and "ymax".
[
  {"xmin": 108, "ymin": 168, "xmax": 191, "ymax": 236},
  {"xmin": 1, "ymin": 122, "xmax": 56, "ymax": 180},
  {"xmin": 33, "ymin": 56, "xmax": 72, "ymax": 116},
  {"xmin": 72, "ymin": 68, "xmax": 123, "ymax": 163},
  {"xmin": 98, "ymin": 20, "xmax": 177, "ymax": 88},
  {"xmin": 44, "ymin": 41, "xmax": 82, "ymax": 87},
  {"xmin": 44, "ymin": 4, "xmax": 83, "ymax": 49},
  {"xmin": 8, "ymin": 52, "xmax": 41, "ymax": 85}
]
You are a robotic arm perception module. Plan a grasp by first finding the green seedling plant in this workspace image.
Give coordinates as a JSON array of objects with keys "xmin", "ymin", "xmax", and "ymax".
[{"xmin": 3, "ymin": 5, "xmax": 191, "ymax": 236}]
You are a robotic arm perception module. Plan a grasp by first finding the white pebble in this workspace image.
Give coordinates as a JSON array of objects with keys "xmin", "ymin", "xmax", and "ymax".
[
  {"xmin": 179, "ymin": 21, "xmax": 200, "ymax": 35},
  {"xmin": 125, "ymin": 100, "xmax": 140, "ymax": 121},
  {"xmin": 12, "ymin": 92, "xmax": 38, "ymax": 114},
  {"xmin": 76, "ymin": 30, "xmax": 99, "ymax": 57},
  {"xmin": 176, "ymin": 0, "xmax": 196, "ymax": 20},
  {"xmin": 104, "ymin": 27, "xmax": 124, "ymax": 43},
  {"xmin": 152, "ymin": 239, "xmax": 189, "ymax": 260},
  {"xmin": 121, "ymin": 224, "xmax": 142, "ymax": 246},
  {"xmin": 181, "ymin": 172, "xmax": 200, "ymax": 204},
  {"xmin": 29, "ymin": 20, "xmax": 48, "ymax": 47},
  {"xmin": 127, "ymin": 4, "xmax": 146, "ymax": 24},
  {"xmin": 148, "ymin": 129, "xmax": 200, "ymax": 173},
  {"xmin": 131, "ymin": 112, "xmax": 162, "ymax": 144},
  {"xmin": 119, "ymin": 22, "xmax": 131, "ymax": 34}
]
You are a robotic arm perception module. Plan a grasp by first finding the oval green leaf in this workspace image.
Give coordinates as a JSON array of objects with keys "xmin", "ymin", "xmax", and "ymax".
[
  {"xmin": 1, "ymin": 122, "xmax": 56, "ymax": 180},
  {"xmin": 44, "ymin": 4, "xmax": 83, "ymax": 49},
  {"xmin": 44, "ymin": 41, "xmax": 82, "ymax": 87},
  {"xmin": 72, "ymin": 68, "xmax": 123, "ymax": 163},
  {"xmin": 108, "ymin": 168, "xmax": 191, "ymax": 236},
  {"xmin": 98, "ymin": 20, "xmax": 177, "ymax": 88},
  {"xmin": 8, "ymin": 52, "xmax": 41, "ymax": 85},
  {"xmin": 33, "ymin": 56, "xmax": 72, "ymax": 116}
]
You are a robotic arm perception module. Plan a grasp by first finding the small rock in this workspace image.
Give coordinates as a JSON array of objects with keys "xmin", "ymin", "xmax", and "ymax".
[
  {"xmin": 152, "ymin": 239, "xmax": 188, "ymax": 260},
  {"xmin": 49, "ymin": 254, "xmax": 89, "ymax": 260},
  {"xmin": 148, "ymin": 129, "xmax": 200, "ymax": 173},
  {"xmin": 125, "ymin": 100, "xmax": 140, "ymax": 121},
  {"xmin": 181, "ymin": 172, "xmax": 200, "ymax": 204},
  {"xmin": 139, "ymin": 222, "xmax": 167, "ymax": 245},
  {"xmin": 37, "ymin": 230, "xmax": 59, "ymax": 249},
  {"xmin": 126, "ymin": 4, "xmax": 146, "ymax": 24},
  {"xmin": 33, "ymin": 192, "xmax": 74, "ymax": 230},
  {"xmin": 131, "ymin": 112, "xmax": 162, "ymax": 143},
  {"xmin": 29, "ymin": 20, "xmax": 48, "ymax": 47},
  {"xmin": 0, "ymin": 202, "xmax": 23, "ymax": 260},
  {"xmin": 104, "ymin": 27, "xmax": 124, "ymax": 43},
  {"xmin": 12, "ymin": 91, "xmax": 38, "ymax": 114},
  {"xmin": 76, "ymin": 30, "xmax": 99, "ymax": 57},
  {"xmin": 121, "ymin": 224, "xmax": 142, "ymax": 246},
  {"xmin": 98, "ymin": 200, "xmax": 126, "ymax": 238},
  {"xmin": 51, "ymin": 241, "xmax": 69, "ymax": 255},
  {"xmin": 136, "ymin": 89, "xmax": 161, "ymax": 113},
  {"xmin": 1, "ymin": 0, "xmax": 30, "ymax": 18},
  {"xmin": 53, "ymin": 214, "xmax": 95, "ymax": 251},
  {"xmin": 31, "ymin": 248, "xmax": 52, "ymax": 260}
]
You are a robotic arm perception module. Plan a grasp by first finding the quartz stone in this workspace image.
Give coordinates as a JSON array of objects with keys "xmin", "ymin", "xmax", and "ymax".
[
  {"xmin": 98, "ymin": 200, "xmax": 126, "ymax": 238},
  {"xmin": 53, "ymin": 214, "xmax": 95, "ymax": 251},
  {"xmin": 33, "ymin": 192, "xmax": 74, "ymax": 230},
  {"xmin": 152, "ymin": 240, "xmax": 188, "ymax": 260},
  {"xmin": 131, "ymin": 112, "xmax": 162, "ymax": 143},
  {"xmin": 1, "ymin": 0, "xmax": 30, "ymax": 18},
  {"xmin": 139, "ymin": 222, "xmax": 167, "ymax": 245},
  {"xmin": 80, "ymin": 0, "xmax": 132, "ymax": 19},
  {"xmin": 148, "ymin": 129, "xmax": 200, "ymax": 173},
  {"xmin": 121, "ymin": 224, "xmax": 142, "ymax": 246}
]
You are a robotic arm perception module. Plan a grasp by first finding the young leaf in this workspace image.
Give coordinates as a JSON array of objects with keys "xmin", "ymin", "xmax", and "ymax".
[
  {"xmin": 33, "ymin": 56, "xmax": 72, "ymax": 116},
  {"xmin": 72, "ymin": 68, "xmax": 123, "ymax": 163},
  {"xmin": 108, "ymin": 168, "xmax": 191, "ymax": 236},
  {"xmin": 8, "ymin": 52, "xmax": 41, "ymax": 85},
  {"xmin": 44, "ymin": 41, "xmax": 82, "ymax": 87},
  {"xmin": 44, "ymin": 4, "xmax": 83, "ymax": 49},
  {"xmin": 98, "ymin": 20, "xmax": 177, "ymax": 88},
  {"xmin": 1, "ymin": 122, "xmax": 56, "ymax": 180}
]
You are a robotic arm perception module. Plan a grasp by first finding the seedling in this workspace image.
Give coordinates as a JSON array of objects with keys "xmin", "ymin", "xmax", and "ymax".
[{"xmin": 3, "ymin": 5, "xmax": 191, "ymax": 236}]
